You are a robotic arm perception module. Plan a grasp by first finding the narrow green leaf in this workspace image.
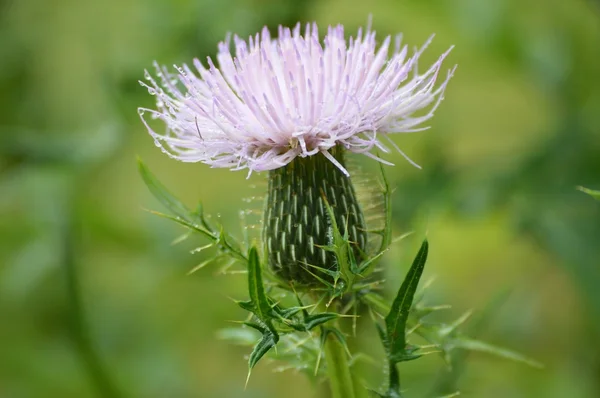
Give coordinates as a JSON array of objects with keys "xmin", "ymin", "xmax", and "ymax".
[
  {"xmin": 287, "ymin": 311, "xmax": 339, "ymax": 332},
  {"xmin": 323, "ymin": 327, "xmax": 350, "ymax": 356},
  {"xmin": 219, "ymin": 227, "xmax": 247, "ymax": 261},
  {"xmin": 273, "ymin": 305, "xmax": 306, "ymax": 320},
  {"xmin": 138, "ymin": 159, "xmax": 247, "ymax": 262},
  {"xmin": 248, "ymin": 331, "xmax": 277, "ymax": 371},
  {"xmin": 246, "ymin": 247, "xmax": 273, "ymax": 325},
  {"xmin": 147, "ymin": 211, "xmax": 247, "ymax": 262},
  {"xmin": 242, "ymin": 252, "xmax": 282, "ymax": 380},
  {"xmin": 385, "ymin": 239, "xmax": 429, "ymax": 360},
  {"xmin": 237, "ymin": 300, "xmax": 255, "ymax": 313},
  {"xmin": 304, "ymin": 313, "xmax": 339, "ymax": 331},
  {"xmin": 137, "ymin": 158, "xmax": 192, "ymax": 220},
  {"xmin": 294, "ymin": 291, "xmax": 311, "ymax": 320},
  {"xmin": 452, "ymin": 337, "xmax": 543, "ymax": 368},
  {"xmin": 242, "ymin": 321, "xmax": 270, "ymax": 335},
  {"xmin": 577, "ymin": 186, "xmax": 600, "ymax": 201}
]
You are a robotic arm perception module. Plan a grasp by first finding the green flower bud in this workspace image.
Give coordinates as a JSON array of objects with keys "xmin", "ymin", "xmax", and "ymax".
[{"xmin": 263, "ymin": 146, "xmax": 367, "ymax": 286}]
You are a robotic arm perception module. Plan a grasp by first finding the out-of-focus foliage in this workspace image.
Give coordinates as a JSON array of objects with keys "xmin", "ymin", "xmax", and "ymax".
[
  {"xmin": 578, "ymin": 186, "xmax": 600, "ymax": 201},
  {"xmin": 0, "ymin": 0, "xmax": 598, "ymax": 397}
]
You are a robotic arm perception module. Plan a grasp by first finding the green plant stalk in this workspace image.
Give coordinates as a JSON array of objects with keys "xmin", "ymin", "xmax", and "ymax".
[{"xmin": 323, "ymin": 325, "xmax": 356, "ymax": 398}]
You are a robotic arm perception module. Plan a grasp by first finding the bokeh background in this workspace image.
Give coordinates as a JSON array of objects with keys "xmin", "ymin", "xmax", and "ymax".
[{"xmin": 1, "ymin": 0, "xmax": 599, "ymax": 397}]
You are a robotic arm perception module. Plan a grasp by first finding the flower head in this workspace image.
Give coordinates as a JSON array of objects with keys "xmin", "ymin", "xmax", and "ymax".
[{"xmin": 139, "ymin": 23, "xmax": 454, "ymax": 176}]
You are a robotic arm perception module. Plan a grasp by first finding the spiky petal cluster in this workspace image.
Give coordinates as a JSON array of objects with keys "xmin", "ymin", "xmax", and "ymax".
[{"xmin": 139, "ymin": 23, "xmax": 454, "ymax": 176}]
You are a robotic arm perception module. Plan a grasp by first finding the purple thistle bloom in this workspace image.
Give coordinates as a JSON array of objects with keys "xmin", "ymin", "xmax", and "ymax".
[{"xmin": 139, "ymin": 22, "xmax": 455, "ymax": 176}]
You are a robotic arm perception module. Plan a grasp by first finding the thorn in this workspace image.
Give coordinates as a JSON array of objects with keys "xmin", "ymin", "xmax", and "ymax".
[
  {"xmin": 407, "ymin": 322, "xmax": 422, "ymax": 335},
  {"xmin": 245, "ymin": 370, "xmax": 251, "ymax": 390}
]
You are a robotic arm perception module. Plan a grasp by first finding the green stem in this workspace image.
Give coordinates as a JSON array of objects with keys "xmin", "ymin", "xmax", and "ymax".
[{"xmin": 323, "ymin": 327, "xmax": 356, "ymax": 398}]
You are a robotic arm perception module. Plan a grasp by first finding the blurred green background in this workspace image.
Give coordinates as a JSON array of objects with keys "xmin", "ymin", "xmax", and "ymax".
[{"xmin": 1, "ymin": 0, "xmax": 599, "ymax": 397}]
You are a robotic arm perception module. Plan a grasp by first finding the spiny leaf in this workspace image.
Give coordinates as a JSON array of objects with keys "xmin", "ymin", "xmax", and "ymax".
[
  {"xmin": 219, "ymin": 227, "xmax": 247, "ymax": 261},
  {"xmin": 273, "ymin": 305, "xmax": 307, "ymax": 320},
  {"xmin": 577, "ymin": 186, "xmax": 600, "ymax": 201},
  {"xmin": 137, "ymin": 158, "xmax": 192, "ymax": 220},
  {"xmin": 243, "ymin": 321, "xmax": 270, "ymax": 335},
  {"xmin": 385, "ymin": 239, "xmax": 429, "ymax": 361},
  {"xmin": 237, "ymin": 300, "xmax": 254, "ymax": 313},
  {"xmin": 148, "ymin": 210, "xmax": 247, "ymax": 262},
  {"xmin": 319, "ymin": 327, "xmax": 348, "ymax": 356},
  {"xmin": 246, "ymin": 247, "xmax": 275, "ymax": 328},
  {"xmin": 247, "ymin": 331, "xmax": 278, "ymax": 376},
  {"xmin": 452, "ymin": 337, "xmax": 543, "ymax": 368},
  {"xmin": 294, "ymin": 291, "xmax": 311, "ymax": 320},
  {"xmin": 138, "ymin": 158, "xmax": 246, "ymax": 262},
  {"xmin": 242, "ymin": 251, "xmax": 281, "ymax": 380},
  {"xmin": 322, "ymin": 327, "xmax": 350, "ymax": 357},
  {"xmin": 303, "ymin": 313, "xmax": 339, "ymax": 331},
  {"xmin": 239, "ymin": 248, "xmax": 279, "ymax": 377}
]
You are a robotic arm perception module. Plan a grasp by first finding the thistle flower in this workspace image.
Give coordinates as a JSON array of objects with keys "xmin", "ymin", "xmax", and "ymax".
[
  {"xmin": 139, "ymin": 22, "xmax": 454, "ymax": 286},
  {"xmin": 139, "ymin": 22, "xmax": 454, "ymax": 176}
]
